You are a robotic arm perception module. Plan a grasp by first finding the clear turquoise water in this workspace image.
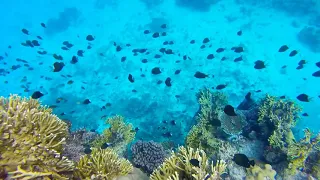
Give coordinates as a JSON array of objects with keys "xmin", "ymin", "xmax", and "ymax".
[{"xmin": 0, "ymin": 0, "xmax": 319, "ymax": 144}]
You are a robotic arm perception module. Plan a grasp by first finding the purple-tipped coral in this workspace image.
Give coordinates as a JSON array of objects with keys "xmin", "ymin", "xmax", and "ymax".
[{"xmin": 131, "ymin": 141, "xmax": 167, "ymax": 174}]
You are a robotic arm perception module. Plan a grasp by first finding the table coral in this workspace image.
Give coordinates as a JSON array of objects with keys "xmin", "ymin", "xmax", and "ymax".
[{"xmin": 0, "ymin": 95, "xmax": 74, "ymax": 179}]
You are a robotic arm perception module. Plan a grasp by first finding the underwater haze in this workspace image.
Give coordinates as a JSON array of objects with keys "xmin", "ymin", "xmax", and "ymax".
[{"xmin": 0, "ymin": 0, "xmax": 320, "ymax": 178}]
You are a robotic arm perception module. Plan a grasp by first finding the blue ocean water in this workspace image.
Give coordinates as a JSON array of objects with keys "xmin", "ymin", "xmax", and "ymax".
[{"xmin": 0, "ymin": 0, "xmax": 319, "ymax": 147}]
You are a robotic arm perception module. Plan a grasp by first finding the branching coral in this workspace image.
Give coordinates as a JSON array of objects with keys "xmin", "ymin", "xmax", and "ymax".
[
  {"xmin": 74, "ymin": 148, "xmax": 133, "ymax": 179},
  {"xmin": 258, "ymin": 94, "xmax": 301, "ymax": 151},
  {"xmin": 150, "ymin": 146, "xmax": 227, "ymax": 180},
  {"xmin": 0, "ymin": 95, "xmax": 74, "ymax": 179},
  {"xmin": 286, "ymin": 128, "xmax": 320, "ymax": 175},
  {"xmin": 186, "ymin": 88, "xmax": 228, "ymax": 156},
  {"xmin": 92, "ymin": 115, "xmax": 135, "ymax": 154},
  {"xmin": 246, "ymin": 164, "xmax": 277, "ymax": 180}
]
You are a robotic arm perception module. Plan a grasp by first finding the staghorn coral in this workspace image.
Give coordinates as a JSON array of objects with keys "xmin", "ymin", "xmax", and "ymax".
[
  {"xmin": 246, "ymin": 164, "xmax": 277, "ymax": 180},
  {"xmin": 150, "ymin": 146, "xmax": 227, "ymax": 180},
  {"xmin": 286, "ymin": 128, "xmax": 320, "ymax": 175},
  {"xmin": 131, "ymin": 141, "xmax": 167, "ymax": 174},
  {"xmin": 92, "ymin": 115, "xmax": 136, "ymax": 155},
  {"xmin": 0, "ymin": 95, "xmax": 74, "ymax": 179},
  {"xmin": 74, "ymin": 148, "xmax": 133, "ymax": 179},
  {"xmin": 258, "ymin": 94, "xmax": 301, "ymax": 151}
]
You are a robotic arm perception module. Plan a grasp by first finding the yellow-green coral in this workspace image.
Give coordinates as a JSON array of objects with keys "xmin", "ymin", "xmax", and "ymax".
[
  {"xmin": 74, "ymin": 148, "xmax": 133, "ymax": 179},
  {"xmin": 150, "ymin": 146, "xmax": 227, "ymax": 180},
  {"xmin": 286, "ymin": 128, "xmax": 320, "ymax": 175},
  {"xmin": 0, "ymin": 95, "xmax": 74, "ymax": 179},
  {"xmin": 258, "ymin": 95, "xmax": 301, "ymax": 151},
  {"xmin": 186, "ymin": 89, "xmax": 227, "ymax": 156},
  {"xmin": 92, "ymin": 115, "xmax": 135, "ymax": 153},
  {"xmin": 246, "ymin": 164, "xmax": 277, "ymax": 180}
]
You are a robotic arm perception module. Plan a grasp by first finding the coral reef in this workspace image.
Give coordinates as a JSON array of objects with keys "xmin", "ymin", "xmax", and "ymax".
[
  {"xmin": 131, "ymin": 141, "xmax": 167, "ymax": 174},
  {"xmin": 246, "ymin": 164, "xmax": 277, "ymax": 180},
  {"xmin": 62, "ymin": 129, "xmax": 98, "ymax": 162},
  {"xmin": 258, "ymin": 94, "xmax": 301, "ymax": 152},
  {"xmin": 74, "ymin": 148, "xmax": 133, "ymax": 179},
  {"xmin": 150, "ymin": 146, "xmax": 227, "ymax": 180},
  {"xmin": 0, "ymin": 95, "xmax": 74, "ymax": 179},
  {"xmin": 92, "ymin": 115, "xmax": 136, "ymax": 155},
  {"xmin": 286, "ymin": 128, "xmax": 320, "ymax": 175},
  {"xmin": 218, "ymin": 110, "xmax": 247, "ymax": 136}
]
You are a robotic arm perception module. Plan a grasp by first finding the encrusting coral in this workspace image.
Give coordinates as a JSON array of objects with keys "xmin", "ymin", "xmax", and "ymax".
[
  {"xmin": 74, "ymin": 148, "xmax": 133, "ymax": 179},
  {"xmin": 150, "ymin": 146, "xmax": 227, "ymax": 180},
  {"xmin": 91, "ymin": 115, "xmax": 136, "ymax": 154},
  {"xmin": 0, "ymin": 95, "xmax": 74, "ymax": 179},
  {"xmin": 246, "ymin": 164, "xmax": 277, "ymax": 180}
]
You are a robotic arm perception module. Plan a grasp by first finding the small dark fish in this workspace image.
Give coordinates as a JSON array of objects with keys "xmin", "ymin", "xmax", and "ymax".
[
  {"xmin": 67, "ymin": 80, "xmax": 74, "ymax": 84},
  {"xmin": 53, "ymin": 62, "xmax": 65, "ymax": 72},
  {"xmin": 21, "ymin": 28, "xmax": 29, "ymax": 35},
  {"xmin": 278, "ymin": 45, "xmax": 289, "ymax": 52},
  {"xmin": 144, "ymin": 30, "xmax": 150, "ymax": 34},
  {"xmin": 190, "ymin": 40, "xmax": 195, "ymax": 44},
  {"xmin": 315, "ymin": 62, "xmax": 320, "ymax": 68},
  {"xmin": 255, "ymin": 90, "xmax": 262, "ymax": 93},
  {"xmin": 194, "ymin": 71, "xmax": 208, "ymax": 78},
  {"xmin": 280, "ymin": 95, "xmax": 286, "ymax": 99},
  {"xmin": 77, "ymin": 50, "xmax": 84, "ymax": 57},
  {"xmin": 157, "ymin": 80, "xmax": 163, "ymax": 84},
  {"xmin": 128, "ymin": 74, "xmax": 134, "ymax": 83},
  {"xmin": 216, "ymin": 48, "xmax": 225, "ymax": 53},
  {"xmin": 87, "ymin": 45, "xmax": 92, "ymax": 49},
  {"xmin": 289, "ymin": 50, "xmax": 298, "ymax": 57},
  {"xmin": 32, "ymin": 40, "xmax": 40, "ymax": 46},
  {"xmin": 234, "ymin": 56, "xmax": 243, "ymax": 62},
  {"xmin": 84, "ymin": 147, "xmax": 92, "ymax": 154},
  {"xmin": 154, "ymin": 54, "xmax": 161, "ymax": 58},
  {"xmin": 237, "ymin": 30, "xmax": 242, "ymax": 36},
  {"xmin": 101, "ymin": 142, "xmax": 112, "ymax": 149},
  {"xmin": 302, "ymin": 113, "xmax": 308, "ymax": 117},
  {"xmin": 70, "ymin": 56, "xmax": 78, "ymax": 64},
  {"xmin": 40, "ymin": 23, "xmax": 46, "ymax": 28},
  {"xmin": 31, "ymin": 91, "xmax": 44, "ymax": 99},
  {"xmin": 232, "ymin": 46, "xmax": 244, "ymax": 53},
  {"xmin": 297, "ymin": 94, "xmax": 310, "ymax": 102},
  {"xmin": 37, "ymin": 50, "xmax": 47, "ymax": 55},
  {"xmin": 216, "ymin": 84, "xmax": 227, "ymax": 90},
  {"xmin": 152, "ymin": 32, "xmax": 160, "ymax": 38},
  {"xmin": 203, "ymin": 38, "xmax": 210, "ymax": 43},
  {"xmin": 170, "ymin": 120, "xmax": 176, "ymax": 125},
  {"xmin": 162, "ymin": 132, "xmax": 172, "ymax": 138},
  {"xmin": 121, "ymin": 56, "xmax": 126, "ymax": 62},
  {"xmin": 298, "ymin": 60, "xmax": 307, "ymax": 65},
  {"xmin": 141, "ymin": 59, "xmax": 148, "ymax": 63},
  {"xmin": 37, "ymin": 36, "xmax": 43, "ymax": 40},
  {"xmin": 254, "ymin": 60, "xmax": 266, "ymax": 69},
  {"xmin": 233, "ymin": 154, "xmax": 255, "ymax": 168},
  {"xmin": 61, "ymin": 47, "xmax": 69, "ymax": 50},
  {"xmin": 116, "ymin": 45, "xmax": 122, "ymax": 52},
  {"xmin": 175, "ymin": 70, "xmax": 181, "ymax": 75},
  {"xmin": 281, "ymin": 65, "xmax": 287, "ymax": 69},
  {"xmin": 165, "ymin": 77, "xmax": 172, "ymax": 87},
  {"xmin": 207, "ymin": 54, "xmax": 214, "ymax": 60},
  {"xmin": 296, "ymin": 65, "xmax": 304, "ymax": 70},
  {"xmin": 152, "ymin": 67, "xmax": 161, "ymax": 75},
  {"xmin": 53, "ymin": 54, "xmax": 63, "ymax": 60},
  {"xmin": 165, "ymin": 49, "xmax": 173, "ymax": 54},
  {"xmin": 200, "ymin": 45, "xmax": 206, "ymax": 49},
  {"xmin": 221, "ymin": 57, "xmax": 227, "ymax": 61},
  {"xmin": 161, "ymin": 32, "xmax": 167, "ymax": 36},
  {"xmin": 189, "ymin": 159, "xmax": 200, "ymax": 168},
  {"xmin": 86, "ymin": 35, "xmax": 95, "ymax": 41},
  {"xmin": 312, "ymin": 70, "xmax": 320, "ymax": 77},
  {"xmin": 161, "ymin": 24, "xmax": 167, "ymax": 28},
  {"xmin": 224, "ymin": 105, "xmax": 237, "ymax": 116},
  {"xmin": 83, "ymin": 99, "xmax": 91, "ymax": 104}
]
